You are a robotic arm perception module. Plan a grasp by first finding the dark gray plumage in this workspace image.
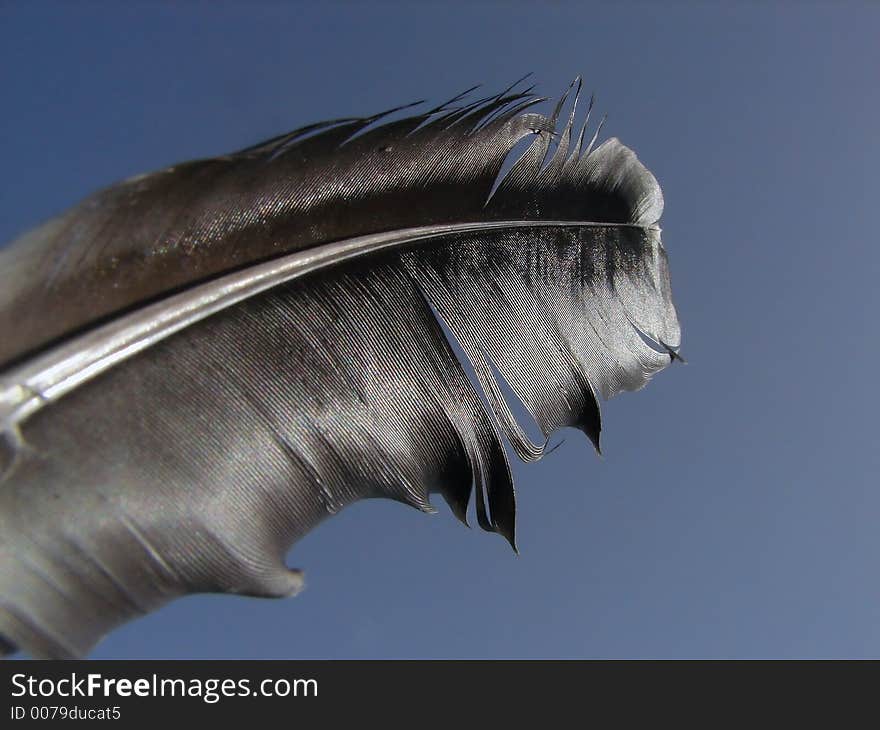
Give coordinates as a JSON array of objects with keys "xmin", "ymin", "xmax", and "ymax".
[{"xmin": 0, "ymin": 79, "xmax": 681, "ymax": 658}]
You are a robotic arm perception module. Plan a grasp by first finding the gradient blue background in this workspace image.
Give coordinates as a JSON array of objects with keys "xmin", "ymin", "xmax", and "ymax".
[{"xmin": 1, "ymin": 2, "xmax": 878, "ymax": 659}]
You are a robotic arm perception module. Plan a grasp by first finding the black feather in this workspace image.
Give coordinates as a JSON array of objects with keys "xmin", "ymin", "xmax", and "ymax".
[{"xmin": 0, "ymin": 79, "xmax": 681, "ymax": 658}]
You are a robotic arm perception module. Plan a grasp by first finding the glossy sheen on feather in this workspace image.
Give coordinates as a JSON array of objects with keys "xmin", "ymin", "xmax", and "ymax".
[{"xmin": 0, "ymin": 80, "xmax": 681, "ymax": 658}]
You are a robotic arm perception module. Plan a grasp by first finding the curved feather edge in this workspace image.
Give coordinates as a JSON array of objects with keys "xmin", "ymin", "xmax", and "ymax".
[{"xmin": 0, "ymin": 79, "xmax": 681, "ymax": 658}]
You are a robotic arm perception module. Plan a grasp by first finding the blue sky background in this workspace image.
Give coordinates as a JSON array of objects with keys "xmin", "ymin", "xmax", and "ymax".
[{"xmin": 1, "ymin": 2, "xmax": 878, "ymax": 659}]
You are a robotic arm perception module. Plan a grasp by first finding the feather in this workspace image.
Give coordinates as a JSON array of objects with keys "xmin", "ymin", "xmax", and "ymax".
[{"xmin": 0, "ymin": 78, "xmax": 681, "ymax": 658}]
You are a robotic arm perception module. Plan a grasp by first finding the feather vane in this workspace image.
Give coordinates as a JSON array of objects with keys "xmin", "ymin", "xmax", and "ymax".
[{"xmin": 0, "ymin": 79, "xmax": 681, "ymax": 657}]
